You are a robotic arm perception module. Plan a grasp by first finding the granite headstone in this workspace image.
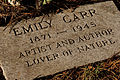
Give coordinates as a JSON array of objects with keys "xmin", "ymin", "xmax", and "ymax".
[{"xmin": 0, "ymin": 1, "xmax": 120, "ymax": 80}]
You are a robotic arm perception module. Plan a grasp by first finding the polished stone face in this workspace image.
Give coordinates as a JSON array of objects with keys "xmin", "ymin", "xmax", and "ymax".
[{"xmin": 0, "ymin": 1, "xmax": 120, "ymax": 80}]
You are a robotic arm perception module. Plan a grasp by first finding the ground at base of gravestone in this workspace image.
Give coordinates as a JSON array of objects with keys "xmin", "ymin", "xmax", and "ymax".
[
  {"xmin": 0, "ymin": 55, "xmax": 120, "ymax": 80},
  {"xmin": 0, "ymin": 0, "xmax": 120, "ymax": 80}
]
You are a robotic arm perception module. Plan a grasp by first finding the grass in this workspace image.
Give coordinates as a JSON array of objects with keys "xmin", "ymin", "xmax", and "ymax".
[
  {"xmin": 0, "ymin": 0, "xmax": 119, "ymax": 27},
  {"xmin": 0, "ymin": 0, "xmax": 120, "ymax": 80}
]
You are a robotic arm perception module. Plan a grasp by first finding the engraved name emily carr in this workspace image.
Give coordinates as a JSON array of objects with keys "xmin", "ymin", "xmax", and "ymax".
[
  {"xmin": 12, "ymin": 9, "xmax": 96, "ymax": 36},
  {"xmin": 16, "ymin": 8, "xmax": 98, "ymax": 67}
]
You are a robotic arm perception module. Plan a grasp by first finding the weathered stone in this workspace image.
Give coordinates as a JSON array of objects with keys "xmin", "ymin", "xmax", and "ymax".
[{"xmin": 0, "ymin": 1, "xmax": 120, "ymax": 80}]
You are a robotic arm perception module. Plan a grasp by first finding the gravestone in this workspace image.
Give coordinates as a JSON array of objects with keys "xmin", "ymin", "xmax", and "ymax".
[{"xmin": 0, "ymin": 1, "xmax": 120, "ymax": 80}]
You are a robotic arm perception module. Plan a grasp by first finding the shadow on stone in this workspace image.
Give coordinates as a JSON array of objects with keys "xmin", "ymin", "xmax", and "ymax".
[{"xmin": 0, "ymin": 68, "xmax": 6, "ymax": 80}]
